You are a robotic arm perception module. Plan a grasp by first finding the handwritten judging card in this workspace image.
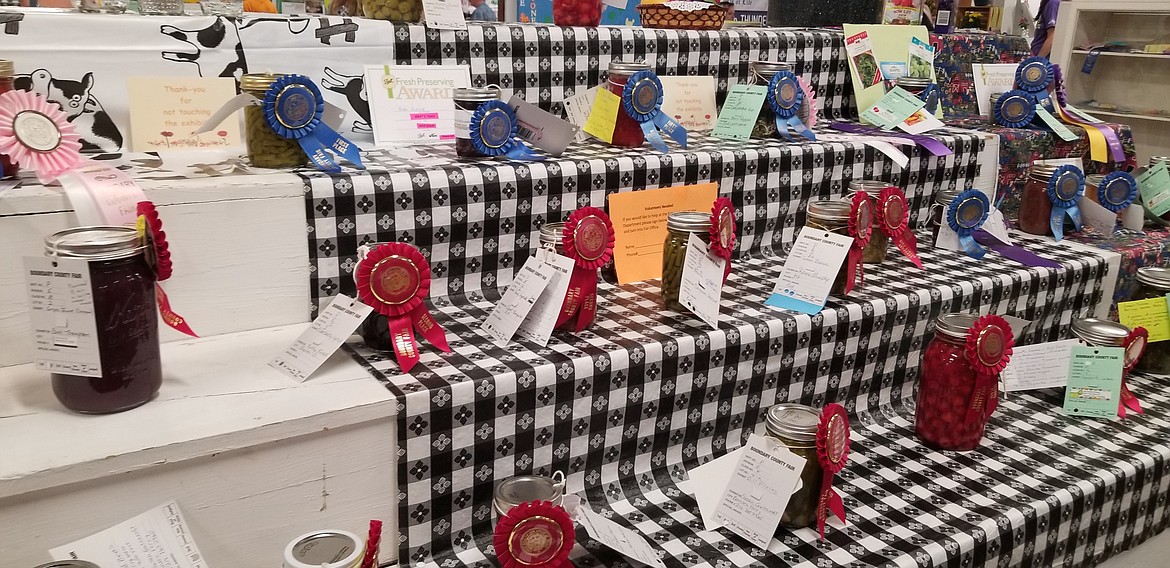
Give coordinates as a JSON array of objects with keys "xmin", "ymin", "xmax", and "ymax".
[
  {"xmin": 50, "ymin": 501, "xmax": 208, "ymax": 568},
  {"xmin": 766, "ymin": 227, "xmax": 854, "ymax": 314},
  {"xmin": 269, "ymin": 294, "xmax": 373, "ymax": 382},
  {"xmin": 713, "ymin": 434, "xmax": 805, "ymax": 549}
]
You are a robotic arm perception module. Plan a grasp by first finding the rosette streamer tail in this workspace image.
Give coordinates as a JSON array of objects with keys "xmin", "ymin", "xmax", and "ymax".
[
  {"xmin": 817, "ymin": 481, "xmax": 847, "ymax": 539},
  {"xmin": 844, "ymin": 246, "xmax": 863, "ymax": 295},
  {"xmin": 156, "ymin": 285, "xmax": 198, "ymax": 338},
  {"xmin": 893, "ymin": 230, "xmax": 924, "ymax": 269}
]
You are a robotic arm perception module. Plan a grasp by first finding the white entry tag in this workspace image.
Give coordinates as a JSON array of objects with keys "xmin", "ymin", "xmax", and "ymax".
[
  {"xmin": 576, "ymin": 507, "xmax": 667, "ymax": 568},
  {"xmin": 269, "ymin": 294, "xmax": 373, "ymax": 382},
  {"xmin": 516, "ymin": 249, "xmax": 575, "ymax": 346},
  {"xmin": 678, "ymin": 233, "xmax": 725, "ymax": 330},
  {"xmin": 713, "ymin": 434, "xmax": 806, "ymax": 549},
  {"xmin": 765, "ymin": 226, "xmax": 854, "ymax": 314},
  {"xmin": 1079, "ymin": 196, "xmax": 1120, "ymax": 235},
  {"xmin": 24, "ymin": 256, "xmax": 102, "ymax": 378},
  {"xmin": 1001, "ymin": 339, "xmax": 1078, "ymax": 392},
  {"xmin": 482, "ymin": 257, "xmax": 555, "ymax": 346}
]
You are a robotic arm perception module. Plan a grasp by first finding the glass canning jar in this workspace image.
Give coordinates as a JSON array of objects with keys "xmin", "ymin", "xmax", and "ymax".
[
  {"xmin": 748, "ymin": 60, "xmax": 791, "ymax": 139},
  {"xmin": 1018, "ymin": 163, "xmax": 1058, "ymax": 236},
  {"xmin": 661, "ymin": 211, "xmax": 711, "ymax": 312},
  {"xmin": 553, "ymin": 0, "xmax": 601, "ymax": 26},
  {"xmin": 0, "ymin": 59, "xmax": 16, "ymax": 178},
  {"xmin": 45, "ymin": 227, "xmax": 161, "ymax": 414},
  {"xmin": 915, "ymin": 313, "xmax": 994, "ymax": 451},
  {"xmin": 540, "ymin": 222, "xmax": 567, "ymax": 256},
  {"xmin": 931, "ymin": 187, "xmax": 962, "ymax": 244},
  {"xmin": 763, "ymin": 403, "xmax": 823, "ymax": 529},
  {"xmin": 241, "ymin": 73, "xmax": 309, "ymax": 169},
  {"xmin": 849, "ymin": 180, "xmax": 889, "ymax": 264},
  {"xmin": 896, "ymin": 76, "xmax": 935, "ymax": 112},
  {"xmin": 493, "ymin": 472, "xmax": 565, "ymax": 517},
  {"xmin": 453, "ymin": 86, "xmax": 501, "ymax": 159},
  {"xmin": 138, "ymin": 0, "xmax": 183, "ymax": 14},
  {"xmin": 1133, "ymin": 267, "xmax": 1170, "ymax": 374},
  {"xmin": 806, "ymin": 199, "xmax": 853, "ymax": 296},
  {"xmin": 361, "ymin": 0, "xmax": 423, "ymax": 21},
  {"xmin": 606, "ymin": 60, "xmax": 651, "ymax": 148}
]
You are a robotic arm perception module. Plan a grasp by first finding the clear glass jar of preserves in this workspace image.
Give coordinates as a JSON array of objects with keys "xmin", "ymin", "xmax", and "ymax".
[
  {"xmin": 896, "ymin": 76, "xmax": 936, "ymax": 113},
  {"xmin": 45, "ymin": 227, "xmax": 162, "ymax": 414},
  {"xmin": 930, "ymin": 187, "xmax": 962, "ymax": 244},
  {"xmin": 661, "ymin": 211, "xmax": 710, "ymax": 311},
  {"xmin": 138, "ymin": 0, "xmax": 183, "ymax": 14},
  {"xmin": 1133, "ymin": 267, "xmax": 1170, "ymax": 374},
  {"xmin": 1019, "ymin": 163, "xmax": 1057, "ymax": 235},
  {"xmin": 763, "ymin": 403, "xmax": 823, "ymax": 529},
  {"xmin": 553, "ymin": 0, "xmax": 601, "ymax": 26},
  {"xmin": 849, "ymin": 180, "xmax": 889, "ymax": 263},
  {"xmin": 915, "ymin": 313, "xmax": 996, "ymax": 451},
  {"xmin": 493, "ymin": 472, "xmax": 565, "ymax": 517},
  {"xmin": 749, "ymin": 60, "xmax": 791, "ymax": 139},
  {"xmin": 241, "ymin": 73, "xmax": 309, "ymax": 169},
  {"xmin": 0, "ymin": 59, "xmax": 16, "ymax": 178},
  {"xmin": 606, "ymin": 60, "xmax": 651, "ymax": 148},
  {"xmin": 806, "ymin": 199, "xmax": 852, "ymax": 296},
  {"xmin": 453, "ymin": 86, "xmax": 502, "ymax": 159},
  {"xmin": 361, "ymin": 0, "xmax": 422, "ymax": 21}
]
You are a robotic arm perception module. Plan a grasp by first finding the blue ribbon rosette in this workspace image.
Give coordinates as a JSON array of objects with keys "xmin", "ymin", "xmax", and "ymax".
[
  {"xmin": 919, "ymin": 84, "xmax": 941, "ymax": 115},
  {"xmin": 621, "ymin": 71, "xmax": 687, "ymax": 153},
  {"xmin": 994, "ymin": 90, "xmax": 1036, "ymax": 129},
  {"xmin": 767, "ymin": 70, "xmax": 816, "ymax": 142},
  {"xmin": 947, "ymin": 189, "xmax": 991, "ymax": 259},
  {"xmin": 262, "ymin": 74, "xmax": 364, "ymax": 173},
  {"xmin": 1097, "ymin": 171, "xmax": 1138, "ymax": 214},
  {"xmin": 468, "ymin": 100, "xmax": 543, "ymax": 161},
  {"xmin": 1016, "ymin": 56, "xmax": 1053, "ymax": 106},
  {"xmin": 1047, "ymin": 164, "xmax": 1085, "ymax": 241}
]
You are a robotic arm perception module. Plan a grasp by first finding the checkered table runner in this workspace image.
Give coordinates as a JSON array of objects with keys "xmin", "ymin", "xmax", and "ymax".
[{"xmin": 341, "ymin": 233, "xmax": 1109, "ymax": 567}]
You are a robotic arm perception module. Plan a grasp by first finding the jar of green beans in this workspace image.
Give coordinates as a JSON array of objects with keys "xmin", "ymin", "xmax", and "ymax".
[
  {"xmin": 848, "ymin": 180, "xmax": 889, "ymax": 264},
  {"xmin": 661, "ymin": 211, "xmax": 711, "ymax": 312},
  {"xmin": 806, "ymin": 199, "xmax": 852, "ymax": 296},
  {"xmin": 241, "ymin": 73, "xmax": 308, "ymax": 169}
]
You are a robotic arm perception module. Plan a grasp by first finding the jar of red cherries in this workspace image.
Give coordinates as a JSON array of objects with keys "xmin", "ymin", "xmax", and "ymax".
[
  {"xmin": 553, "ymin": 0, "xmax": 601, "ymax": 26},
  {"xmin": 606, "ymin": 60, "xmax": 651, "ymax": 148},
  {"xmin": 915, "ymin": 313, "xmax": 1013, "ymax": 451}
]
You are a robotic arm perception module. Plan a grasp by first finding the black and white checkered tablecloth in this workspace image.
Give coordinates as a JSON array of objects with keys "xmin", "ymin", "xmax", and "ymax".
[
  {"xmin": 340, "ymin": 234, "xmax": 1111, "ymax": 567},
  {"xmin": 300, "ymin": 129, "xmax": 985, "ymax": 317}
]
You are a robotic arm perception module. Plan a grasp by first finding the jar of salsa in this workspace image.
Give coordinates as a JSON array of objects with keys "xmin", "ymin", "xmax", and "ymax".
[
  {"xmin": 849, "ymin": 180, "xmax": 889, "ymax": 264},
  {"xmin": 748, "ymin": 60, "xmax": 791, "ymax": 139},
  {"xmin": 806, "ymin": 199, "xmax": 852, "ymax": 296},
  {"xmin": 661, "ymin": 211, "xmax": 710, "ymax": 311},
  {"xmin": 552, "ymin": 0, "xmax": 601, "ymax": 26},
  {"xmin": 606, "ymin": 60, "xmax": 651, "ymax": 148},
  {"xmin": 453, "ymin": 86, "xmax": 501, "ymax": 159},
  {"xmin": 0, "ymin": 59, "xmax": 17, "ymax": 178},
  {"xmin": 930, "ymin": 187, "xmax": 962, "ymax": 243},
  {"xmin": 241, "ymin": 73, "xmax": 309, "ymax": 169},
  {"xmin": 45, "ymin": 227, "xmax": 161, "ymax": 414},
  {"xmin": 915, "ymin": 313, "xmax": 999, "ymax": 451},
  {"xmin": 1133, "ymin": 267, "xmax": 1170, "ymax": 374},
  {"xmin": 763, "ymin": 403, "xmax": 823, "ymax": 529},
  {"xmin": 1018, "ymin": 163, "xmax": 1058, "ymax": 235}
]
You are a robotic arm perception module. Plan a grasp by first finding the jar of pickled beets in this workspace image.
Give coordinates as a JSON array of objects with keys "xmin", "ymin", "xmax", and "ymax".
[
  {"xmin": 606, "ymin": 60, "xmax": 651, "ymax": 148},
  {"xmin": 553, "ymin": 0, "xmax": 601, "ymax": 26},
  {"xmin": 915, "ymin": 313, "xmax": 1003, "ymax": 451},
  {"xmin": 453, "ymin": 86, "xmax": 502, "ymax": 159}
]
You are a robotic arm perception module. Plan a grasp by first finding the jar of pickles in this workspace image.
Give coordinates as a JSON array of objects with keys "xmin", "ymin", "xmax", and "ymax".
[
  {"xmin": 806, "ymin": 200, "xmax": 853, "ymax": 296},
  {"xmin": 1133, "ymin": 267, "xmax": 1170, "ymax": 374},
  {"xmin": 763, "ymin": 403, "xmax": 823, "ymax": 529},
  {"xmin": 453, "ymin": 86, "xmax": 501, "ymax": 159},
  {"xmin": 1018, "ymin": 163, "xmax": 1058, "ymax": 235},
  {"xmin": 553, "ymin": 0, "xmax": 601, "ymax": 26},
  {"xmin": 241, "ymin": 73, "xmax": 309, "ymax": 169},
  {"xmin": 930, "ymin": 187, "xmax": 962, "ymax": 243},
  {"xmin": 849, "ymin": 181, "xmax": 889, "ymax": 263},
  {"xmin": 661, "ymin": 211, "xmax": 710, "ymax": 311},
  {"xmin": 0, "ymin": 59, "xmax": 16, "ymax": 178},
  {"xmin": 44, "ymin": 227, "xmax": 162, "ymax": 414},
  {"xmin": 748, "ymin": 60, "xmax": 791, "ymax": 139},
  {"xmin": 361, "ymin": 0, "xmax": 422, "ymax": 21},
  {"xmin": 606, "ymin": 60, "xmax": 651, "ymax": 148}
]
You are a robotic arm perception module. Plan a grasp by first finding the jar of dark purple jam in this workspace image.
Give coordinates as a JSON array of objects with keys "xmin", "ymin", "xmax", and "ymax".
[
  {"xmin": 454, "ymin": 86, "xmax": 502, "ymax": 159},
  {"xmin": 45, "ymin": 227, "xmax": 161, "ymax": 414}
]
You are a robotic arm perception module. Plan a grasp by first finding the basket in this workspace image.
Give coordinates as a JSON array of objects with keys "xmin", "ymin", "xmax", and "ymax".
[{"xmin": 637, "ymin": 2, "xmax": 730, "ymax": 31}]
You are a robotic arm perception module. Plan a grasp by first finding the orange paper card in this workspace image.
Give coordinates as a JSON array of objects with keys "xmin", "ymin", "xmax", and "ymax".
[{"xmin": 608, "ymin": 183, "xmax": 719, "ymax": 284}]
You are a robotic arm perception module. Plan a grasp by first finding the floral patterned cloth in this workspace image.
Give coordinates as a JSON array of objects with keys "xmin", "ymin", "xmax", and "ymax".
[
  {"xmin": 1069, "ymin": 229, "xmax": 1170, "ymax": 318},
  {"xmin": 933, "ymin": 32, "xmax": 1031, "ymax": 118}
]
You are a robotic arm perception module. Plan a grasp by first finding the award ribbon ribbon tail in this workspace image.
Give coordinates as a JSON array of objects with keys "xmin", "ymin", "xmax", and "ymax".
[
  {"xmin": 1055, "ymin": 103, "xmax": 1126, "ymax": 163},
  {"xmin": 411, "ymin": 306, "xmax": 451, "ymax": 353},
  {"xmin": 311, "ymin": 122, "xmax": 365, "ymax": 169},
  {"xmin": 386, "ymin": 313, "xmax": 421, "ymax": 373},
  {"xmin": 574, "ymin": 274, "xmax": 598, "ymax": 332},
  {"xmin": 640, "ymin": 120, "xmax": 670, "ymax": 153},
  {"xmin": 890, "ymin": 228, "xmax": 923, "ymax": 268},
  {"xmin": 972, "ymin": 231, "xmax": 1063, "ymax": 268},
  {"xmin": 844, "ymin": 245, "xmax": 862, "ymax": 294},
  {"xmin": 773, "ymin": 114, "xmax": 795, "ymax": 141},
  {"xmin": 830, "ymin": 122, "xmax": 952, "ymax": 156},
  {"xmin": 653, "ymin": 112, "xmax": 687, "ymax": 147},
  {"xmin": 296, "ymin": 134, "xmax": 341, "ymax": 173},
  {"xmin": 1049, "ymin": 203, "xmax": 1083, "ymax": 241},
  {"xmin": 958, "ymin": 229, "xmax": 987, "ymax": 259},
  {"xmin": 555, "ymin": 268, "xmax": 588, "ymax": 329},
  {"xmin": 1120, "ymin": 382, "xmax": 1143, "ymax": 418},
  {"xmin": 155, "ymin": 284, "xmax": 198, "ymax": 338}
]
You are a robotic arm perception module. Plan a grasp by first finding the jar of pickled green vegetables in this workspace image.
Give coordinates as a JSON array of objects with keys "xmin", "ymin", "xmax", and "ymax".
[
  {"xmin": 361, "ymin": 0, "xmax": 422, "ymax": 21},
  {"xmin": 806, "ymin": 200, "xmax": 852, "ymax": 296},
  {"xmin": 749, "ymin": 60, "xmax": 790, "ymax": 139},
  {"xmin": 661, "ymin": 211, "xmax": 710, "ymax": 312},
  {"xmin": 1133, "ymin": 267, "xmax": 1170, "ymax": 374},
  {"xmin": 764, "ymin": 403, "xmax": 823, "ymax": 529},
  {"xmin": 241, "ymin": 73, "xmax": 308, "ymax": 169},
  {"xmin": 849, "ymin": 180, "xmax": 889, "ymax": 264}
]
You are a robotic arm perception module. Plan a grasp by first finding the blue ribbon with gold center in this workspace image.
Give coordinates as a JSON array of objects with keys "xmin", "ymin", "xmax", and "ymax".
[
  {"xmin": 262, "ymin": 74, "xmax": 363, "ymax": 173},
  {"xmin": 1016, "ymin": 56, "xmax": 1053, "ymax": 106},
  {"xmin": 621, "ymin": 71, "xmax": 687, "ymax": 153},
  {"xmin": 468, "ymin": 100, "xmax": 543, "ymax": 161},
  {"xmin": 767, "ymin": 70, "xmax": 815, "ymax": 142},
  {"xmin": 947, "ymin": 189, "xmax": 990, "ymax": 259},
  {"xmin": 1097, "ymin": 171, "xmax": 1138, "ymax": 214},
  {"xmin": 994, "ymin": 90, "xmax": 1036, "ymax": 129},
  {"xmin": 1047, "ymin": 164, "xmax": 1084, "ymax": 241}
]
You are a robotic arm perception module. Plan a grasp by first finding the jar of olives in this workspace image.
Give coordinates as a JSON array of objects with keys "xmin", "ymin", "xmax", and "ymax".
[
  {"xmin": 806, "ymin": 199, "xmax": 853, "ymax": 296},
  {"xmin": 849, "ymin": 180, "xmax": 889, "ymax": 264},
  {"xmin": 661, "ymin": 211, "xmax": 711, "ymax": 311},
  {"xmin": 1133, "ymin": 267, "xmax": 1170, "ymax": 374},
  {"xmin": 763, "ymin": 403, "xmax": 823, "ymax": 529},
  {"xmin": 361, "ymin": 0, "xmax": 422, "ymax": 21},
  {"xmin": 606, "ymin": 60, "xmax": 651, "ymax": 148},
  {"xmin": 454, "ymin": 86, "xmax": 502, "ymax": 159},
  {"xmin": 241, "ymin": 73, "xmax": 309, "ymax": 169},
  {"xmin": 748, "ymin": 60, "xmax": 790, "ymax": 139},
  {"xmin": 1018, "ymin": 163, "xmax": 1058, "ymax": 236},
  {"xmin": 930, "ymin": 187, "xmax": 962, "ymax": 244}
]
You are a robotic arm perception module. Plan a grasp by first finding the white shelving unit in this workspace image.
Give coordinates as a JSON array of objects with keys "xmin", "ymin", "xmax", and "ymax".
[{"xmin": 1053, "ymin": 0, "xmax": 1170, "ymax": 164}]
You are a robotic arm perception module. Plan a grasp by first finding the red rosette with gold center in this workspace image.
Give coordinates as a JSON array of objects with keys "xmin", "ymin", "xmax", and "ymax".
[
  {"xmin": 845, "ymin": 191, "xmax": 872, "ymax": 295},
  {"xmin": 963, "ymin": 314, "xmax": 1014, "ymax": 425},
  {"xmin": 355, "ymin": 243, "xmax": 450, "ymax": 372},
  {"xmin": 135, "ymin": 200, "xmax": 197, "ymax": 338},
  {"xmin": 708, "ymin": 197, "xmax": 736, "ymax": 284},
  {"xmin": 815, "ymin": 403, "xmax": 850, "ymax": 539},
  {"xmin": 876, "ymin": 186, "xmax": 923, "ymax": 269},
  {"xmin": 1119, "ymin": 326, "xmax": 1148, "ymax": 418},
  {"xmin": 557, "ymin": 206, "xmax": 615, "ymax": 332},
  {"xmin": 493, "ymin": 501, "xmax": 575, "ymax": 568}
]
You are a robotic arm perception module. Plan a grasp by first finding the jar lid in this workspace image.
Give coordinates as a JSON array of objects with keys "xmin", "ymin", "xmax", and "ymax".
[
  {"xmin": 240, "ymin": 72, "xmax": 282, "ymax": 93},
  {"xmin": 666, "ymin": 211, "xmax": 711, "ymax": 233},
  {"xmin": 608, "ymin": 60, "xmax": 651, "ymax": 75},
  {"xmin": 1136, "ymin": 266, "xmax": 1170, "ymax": 291},
  {"xmin": 750, "ymin": 60, "xmax": 791, "ymax": 76},
  {"xmin": 895, "ymin": 76, "xmax": 932, "ymax": 88},
  {"xmin": 1070, "ymin": 317, "xmax": 1129, "ymax": 347},
  {"xmin": 45, "ymin": 226, "xmax": 145, "ymax": 261},
  {"xmin": 848, "ymin": 180, "xmax": 888, "ymax": 192},
  {"xmin": 33, "ymin": 563, "xmax": 102, "ymax": 568},
  {"xmin": 1029, "ymin": 163, "xmax": 1059, "ymax": 181},
  {"xmin": 0, "ymin": 59, "xmax": 13, "ymax": 78},
  {"xmin": 935, "ymin": 312, "xmax": 978, "ymax": 340},
  {"xmin": 807, "ymin": 199, "xmax": 851, "ymax": 222},
  {"xmin": 1085, "ymin": 174, "xmax": 1104, "ymax": 186},
  {"xmin": 539, "ymin": 222, "xmax": 565, "ymax": 245},
  {"xmin": 494, "ymin": 475, "xmax": 563, "ymax": 512},
  {"xmin": 764, "ymin": 403, "xmax": 819, "ymax": 442},
  {"xmin": 933, "ymin": 187, "xmax": 963, "ymax": 204},
  {"xmin": 1150, "ymin": 156, "xmax": 1170, "ymax": 167},
  {"xmin": 283, "ymin": 530, "xmax": 363, "ymax": 568},
  {"xmin": 453, "ymin": 86, "xmax": 500, "ymax": 102}
]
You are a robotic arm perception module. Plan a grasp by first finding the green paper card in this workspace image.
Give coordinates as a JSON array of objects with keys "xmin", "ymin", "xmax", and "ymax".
[
  {"xmin": 1138, "ymin": 161, "xmax": 1170, "ymax": 217},
  {"xmin": 1063, "ymin": 345, "xmax": 1124, "ymax": 418},
  {"xmin": 860, "ymin": 86, "xmax": 925, "ymax": 129},
  {"xmin": 1034, "ymin": 107, "xmax": 1079, "ymax": 142},
  {"xmin": 712, "ymin": 84, "xmax": 767, "ymax": 141}
]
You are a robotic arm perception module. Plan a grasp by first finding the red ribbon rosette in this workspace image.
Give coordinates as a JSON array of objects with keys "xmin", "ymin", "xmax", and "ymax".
[
  {"xmin": 355, "ymin": 243, "xmax": 450, "ymax": 372},
  {"xmin": 815, "ymin": 403, "xmax": 850, "ymax": 540},
  {"xmin": 557, "ymin": 206, "xmax": 615, "ymax": 332},
  {"xmin": 136, "ymin": 201, "xmax": 198, "ymax": 338},
  {"xmin": 963, "ymin": 314, "xmax": 1014, "ymax": 426},
  {"xmin": 845, "ymin": 191, "xmax": 873, "ymax": 295},
  {"xmin": 1119, "ymin": 326, "xmax": 1148, "ymax": 418},
  {"xmin": 708, "ymin": 197, "xmax": 736, "ymax": 283},
  {"xmin": 876, "ymin": 187, "xmax": 923, "ymax": 269},
  {"xmin": 493, "ymin": 501, "xmax": 575, "ymax": 568}
]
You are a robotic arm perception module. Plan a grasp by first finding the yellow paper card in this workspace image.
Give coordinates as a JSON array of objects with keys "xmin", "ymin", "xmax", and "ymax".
[
  {"xmin": 126, "ymin": 76, "xmax": 241, "ymax": 152},
  {"xmin": 608, "ymin": 183, "xmax": 720, "ymax": 284},
  {"xmin": 583, "ymin": 89, "xmax": 621, "ymax": 144},
  {"xmin": 1118, "ymin": 296, "xmax": 1170, "ymax": 343}
]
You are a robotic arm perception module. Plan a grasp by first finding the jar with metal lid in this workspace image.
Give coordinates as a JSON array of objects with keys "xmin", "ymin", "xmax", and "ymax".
[
  {"xmin": 661, "ymin": 211, "xmax": 711, "ymax": 311},
  {"xmin": 1133, "ymin": 267, "xmax": 1170, "ymax": 373},
  {"xmin": 0, "ymin": 60, "xmax": 17, "ymax": 178},
  {"xmin": 34, "ymin": 562, "xmax": 102, "ymax": 568},
  {"xmin": 748, "ymin": 60, "xmax": 791, "ymax": 139},
  {"xmin": 1071, "ymin": 318, "xmax": 1131, "ymax": 350},
  {"xmin": 763, "ymin": 403, "xmax": 823, "ymax": 529},
  {"xmin": 493, "ymin": 472, "xmax": 566, "ymax": 517},
  {"xmin": 895, "ymin": 76, "xmax": 937, "ymax": 113},
  {"xmin": 915, "ymin": 313, "xmax": 1002, "ymax": 450},
  {"xmin": 988, "ymin": 93, "xmax": 1002, "ymax": 121},
  {"xmin": 284, "ymin": 530, "xmax": 364, "ymax": 568},
  {"xmin": 806, "ymin": 200, "xmax": 853, "ymax": 296},
  {"xmin": 606, "ymin": 60, "xmax": 651, "ymax": 148},
  {"xmin": 1019, "ymin": 162, "xmax": 1059, "ymax": 235},
  {"xmin": 241, "ymin": 73, "xmax": 309, "ymax": 169},
  {"xmin": 453, "ymin": 86, "xmax": 502, "ymax": 159},
  {"xmin": 361, "ymin": 0, "xmax": 422, "ymax": 21},
  {"xmin": 1150, "ymin": 157, "xmax": 1169, "ymax": 168},
  {"xmin": 849, "ymin": 181, "xmax": 889, "ymax": 263},
  {"xmin": 931, "ymin": 187, "xmax": 962, "ymax": 243},
  {"xmin": 539, "ymin": 222, "xmax": 566, "ymax": 256},
  {"xmin": 138, "ymin": 0, "xmax": 183, "ymax": 15},
  {"xmin": 44, "ymin": 227, "xmax": 161, "ymax": 414}
]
